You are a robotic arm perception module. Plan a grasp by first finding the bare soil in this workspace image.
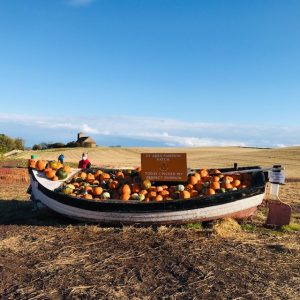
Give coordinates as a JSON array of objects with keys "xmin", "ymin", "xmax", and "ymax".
[{"xmin": 1, "ymin": 147, "xmax": 300, "ymax": 299}]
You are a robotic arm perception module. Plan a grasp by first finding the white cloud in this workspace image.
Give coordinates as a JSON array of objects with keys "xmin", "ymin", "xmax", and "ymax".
[
  {"xmin": 0, "ymin": 113, "xmax": 299, "ymax": 147},
  {"xmin": 66, "ymin": 0, "xmax": 95, "ymax": 7}
]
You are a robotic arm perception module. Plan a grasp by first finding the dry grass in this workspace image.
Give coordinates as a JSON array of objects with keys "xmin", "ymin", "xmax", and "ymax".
[{"xmin": 1, "ymin": 146, "xmax": 300, "ymax": 299}]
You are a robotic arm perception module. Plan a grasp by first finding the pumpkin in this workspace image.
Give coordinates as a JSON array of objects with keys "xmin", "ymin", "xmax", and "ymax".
[
  {"xmin": 46, "ymin": 169, "xmax": 56, "ymax": 179},
  {"xmin": 101, "ymin": 173, "xmax": 111, "ymax": 181},
  {"xmin": 142, "ymin": 179, "xmax": 151, "ymax": 190},
  {"xmin": 200, "ymin": 169, "xmax": 209, "ymax": 178},
  {"xmin": 188, "ymin": 175, "xmax": 198, "ymax": 185},
  {"xmin": 206, "ymin": 188, "xmax": 216, "ymax": 196},
  {"xmin": 83, "ymin": 194, "xmax": 93, "ymax": 200},
  {"xmin": 93, "ymin": 186, "xmax": 103, "ymax": 196},
  {"xmin": 94, "ymin": 170, "xmax": 103, "ymax": 178},
  {"xmin": 62, "ymin": 184, "xmax": 75, "ymax": 195},
  {"xmin": 79, "ymin": 172, "xmax": 87, "ymax": 180},
  {"xmin": 62, "ymin": 165, "xmax": 71, "ymax": 173},
  {"xmin": 210, "ymin": 181, "xmax": 220, "ymax": 190},
  {"xmin": 116, "ymin": 171, "xmax": 125, "ymax": 180},
  {"xmin": 155, "ymin": 195, "xmax": 163, "ymax": 202},
  {"xmin": 131, "ymin": 193, "xmax": 140, "ymax": 200},
  {"xmin": 160, "ymin": 190, "xmax": 169, "ymax": 197},
  {"xmin": 56, "ymin": 169, "xmax": 68, "ymax": 180},
  {"xmin": 86, "ymin": 173, "xmax": 95, "ymax": 183},
  {"xmin": 195, "ymin": 182, "xmax": 204, "ymax": 192},
  {"xmin": 131, "ymin": 183, "xmax": 140, "ymax": 193},
  {"xmin": 180, "ymin": 190, "xmax": 190, "ymax": 199},
  {"xmin": 28, "ymin": 159, "xmax": 36, "ymax": 168},
  {"xmin": 36, "ymin": 160, "xmax": 47, "ymax": 171},
  {"xmin": 232, "ymin": 179, "xmax": 241, "ymax": 188},
  {"xmin": 109, "ymin": 180, "xmax": 119, "ymax": 189},
  {"xmin": 156, "ymin": 186, "xmax": 163, "ymax": 193},
  {"xmin": 190, "ymin": 190, "xmax": 199, "ymax": 198},
  {"xmin": 102, "ymin": 192, "xmax": 110, "ymax": 199},
  {"xmin": 49, "ymin": 161, "xmax": 60, "ymax": 170},
  {"xmin": 52, "ymin": 176, "xmax": 59, "ymax": 181},
  {"xmin": 121, "ymin": 184, "xmax": 131, "ymax": 194},
  {"xmin": 176, "ymin": 184, "xmax": 185, "ymax": 192},
  {"xmin": 120, "ymin": 193, "xmax": 130, "ymax": 201},
  {"xmin": 138, "ymin": 194, "xmax": 145, "ymax": 202}
]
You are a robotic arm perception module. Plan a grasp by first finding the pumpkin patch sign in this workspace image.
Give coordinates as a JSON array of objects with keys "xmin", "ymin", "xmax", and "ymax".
[{"xmin": 141, "ymin": 153, "xmax": 187, "ymax": 181}]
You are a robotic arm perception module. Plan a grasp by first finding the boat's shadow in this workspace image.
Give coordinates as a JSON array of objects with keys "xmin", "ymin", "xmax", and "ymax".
[{"xmin": 0, "ymin": 199, "xmax": 81, "ymax": 226}]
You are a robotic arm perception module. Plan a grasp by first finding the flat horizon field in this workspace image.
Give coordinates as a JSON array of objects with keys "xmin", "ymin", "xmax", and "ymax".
[{"xmin": 16, "ymin": 146, "xmax": 300, "ymax": 178}]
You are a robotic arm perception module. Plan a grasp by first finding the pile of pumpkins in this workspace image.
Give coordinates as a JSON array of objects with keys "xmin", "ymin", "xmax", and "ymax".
[
  {"xmin": 55, "ymin": 167, "xmax": 252, "ymax": 202},
  {"xmin": 28, "ymin": 159, "xmax": 72, "ymax": 181}
]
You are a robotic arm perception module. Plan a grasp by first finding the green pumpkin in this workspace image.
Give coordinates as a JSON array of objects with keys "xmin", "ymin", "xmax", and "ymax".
[
  {"xmin": 138, "ymin": 194, "xmax": 145, "ymax": 202},
  {"xmin": 176, "ymin": 184, "xmax": 185, "ymax": 192},
  {"xmin": 62, "ymin": 184, "xmax": 74, "ymax": 195},
  {"xmin": 56, "ymin": 169, "xmax": 68, "ymax": 180},
  {"xmin": 131, "ymin": 193, "xmax": 139, "ymax": 200},
  {"xmin": 102, "ymin": 192, "xmax": 110, "ymax": 199}
]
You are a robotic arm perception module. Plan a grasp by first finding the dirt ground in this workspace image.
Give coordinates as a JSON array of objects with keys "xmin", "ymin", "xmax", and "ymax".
[{"xmin": 1, "ymin": 147, "xmax": 300, "ymax": 299}]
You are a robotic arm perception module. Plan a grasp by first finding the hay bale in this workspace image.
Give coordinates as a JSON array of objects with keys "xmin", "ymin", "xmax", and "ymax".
[{"xmin": 213, "ymin": 218, "xmax": 242, "ymax": 237}]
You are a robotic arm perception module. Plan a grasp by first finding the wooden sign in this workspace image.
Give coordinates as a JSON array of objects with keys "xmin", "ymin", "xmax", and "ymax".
[
  {"xmin": 266, "ymin": 200, "xmax": 292, "ymax": 227},
  {"xmin": 141, "ymin": 153, "xmax": 187, "ymax": 182}
]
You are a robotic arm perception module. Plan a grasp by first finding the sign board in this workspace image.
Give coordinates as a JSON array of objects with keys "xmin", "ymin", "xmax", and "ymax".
[
  {"xmin": 141, "ymin": 153, "xmax": 187, "ymax": 182},
  {"xmin": 266, "ymin": 200, "xmax": 291, "ymax": 227},
  {"xmin": 269, "ymin": 170, "xmax": 285, "ymax": 184}
]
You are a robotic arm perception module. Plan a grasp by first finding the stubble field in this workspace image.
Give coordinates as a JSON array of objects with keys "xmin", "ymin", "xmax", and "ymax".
[{"xmin": 0, "ymin": 146, "xmax": 300, "ymax": 299}]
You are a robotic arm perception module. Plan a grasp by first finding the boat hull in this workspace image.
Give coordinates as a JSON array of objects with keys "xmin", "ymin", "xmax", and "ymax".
[{"xmin": 29, "ymin": 168, "xmax": 266, "ymax": 225}]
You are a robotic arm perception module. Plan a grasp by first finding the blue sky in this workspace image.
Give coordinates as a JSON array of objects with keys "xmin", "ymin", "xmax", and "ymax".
[{"xmin": 0, "ymin": 0, "xmax": 299, "ymax": 147}]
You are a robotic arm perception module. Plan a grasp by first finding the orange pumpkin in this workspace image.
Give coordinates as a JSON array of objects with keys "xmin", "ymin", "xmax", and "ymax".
[
  {"xmin": 121, "ymin": 184, "xmax": 131, "ymax": 194},
  {"xmin": 131, "ymin": 183, "xmax": 140, "ymax": 193},
  {"xmin": 180, "ymin": 190, "xmax": 190, "ymax": 199},
  {"xmin": 190, "ymin": 190, "xmax": 199, "ymax": 198},
  {"xmin": 109, "ymin": 180, "xmax": 119, "ymax": 189},
  {"xmin": 94, "ymin": 170, "xmax": 103, "ymax": 179},
  {"xmin": 52, "ymin": 176, "xmax": 59, "ymax": 181},
  {"xmin": 86, "ymin": 173, "xmax": 95, "ymax": 183},
  {"xmin": 188, "ymin": 175, "xmax": 198, "ymax": 185},
  {"xmin": 36, "ymin": 160, "xmax": 47, "ymax": 171},
  {"xmin": 200, "ymin": 169, "xmax": 209, "ymax": 178},
  {"xmin": 194, "ymin": 173, "xmax": 201, "ymax": 181},
  {"xmin": 155, "ymin": 195, "xmax": 163, "ymax": 202},
  {"xmin": 46, "ymin": 169, "xmax": 56, "ymax": 179},
  {"xmin": 156, "ymin": 186, "xmax": 163, "ymax": 193},
  {"xmin": 232, "ymin": 179, "xmax": 241, "ymax": 188},
  {"xmin": 116, "ymin": 171, "xmax": 125, "ymax": 180},
  {"xmin": 210, "ymin": 181, "xmax": 220, "ymax": 190},
  {"xmin": 93, "ymin": 187, "xmax": 103, "ymax": 196},
  {"xmin": 206, "ymin": 188, "xmax": 216, "ymax": 195},
  {"xmin": 83, "ymin": 194, "xmax": 93, "ymax": 200},
  {"xmin": 79, "ymin": 171, "xmax": 87, "ymax": 180},
  {"xmin": 120, "ymin": 193, "xmax": 130, "ymax": 201},
  {"xmin": 28, "ymin": 159, "xmax": 36, "ymax": 168},
  {"xmin": 101, "ymin": 173, "xmax": 111, "ymax": 181},
  {"xmin": 62, "ymin": 165, "xmax": 71, "ymax": 173}
]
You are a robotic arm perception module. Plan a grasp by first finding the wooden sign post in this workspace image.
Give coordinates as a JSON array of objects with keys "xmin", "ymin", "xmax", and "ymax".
[
  {"xmin": 141, "ymin": 153, "xmax": 187, "ymax": 182},
  {"xmin": 265, "ymin": 165, "xmax": 291, "ymax": 227}
]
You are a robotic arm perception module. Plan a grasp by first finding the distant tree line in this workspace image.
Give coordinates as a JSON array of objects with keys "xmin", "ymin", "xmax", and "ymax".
[
  {"xmin": 32, "ymin": 141, "xmax": 82, "ymax": 150},
  {"xmin": 0, "ymin": 134, "xmax": 25, "ymax": 153}
]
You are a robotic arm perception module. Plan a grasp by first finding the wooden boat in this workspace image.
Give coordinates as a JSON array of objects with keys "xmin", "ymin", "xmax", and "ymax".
[{"xmin": 28, "ymin": 166, "xmax": 267, "ymax": 225}]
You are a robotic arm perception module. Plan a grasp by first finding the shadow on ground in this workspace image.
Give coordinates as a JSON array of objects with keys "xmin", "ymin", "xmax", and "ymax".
[{"xmin": 0, "ymin": 199, "xmax": 80, "ymax": 226}]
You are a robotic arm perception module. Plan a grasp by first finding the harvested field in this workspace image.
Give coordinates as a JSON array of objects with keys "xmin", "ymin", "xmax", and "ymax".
[{"xmin": 1, "ymin": 147, "xmax": 300, "ymax": 299}]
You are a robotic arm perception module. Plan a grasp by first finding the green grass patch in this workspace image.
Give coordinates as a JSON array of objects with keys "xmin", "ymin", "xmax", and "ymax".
[
  {"xmin": 241, "ymin": 223, "xmax": 256, "ymax": 232},
  {"xmin": 183, "ymin": 223, "xmax": 203, "ymax": 230},
  {"xmin": 281, "ymin": 223, "xmax": 300, "ymax": 232}
]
